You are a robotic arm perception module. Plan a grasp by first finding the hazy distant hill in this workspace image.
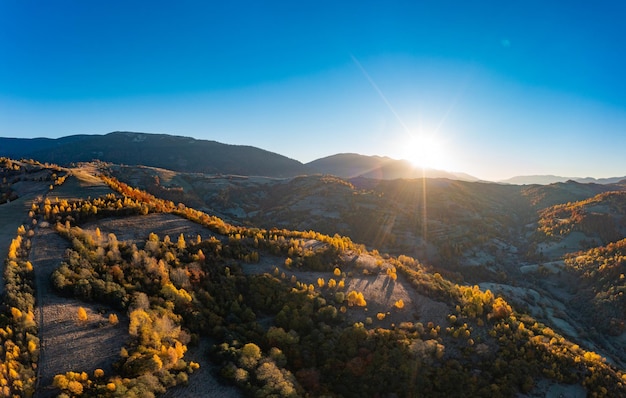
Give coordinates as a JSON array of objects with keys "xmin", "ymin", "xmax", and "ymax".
[
  {"xmin": 1, "ymin": 133, "xmax": 483, "ymax": 181},
  {"xmin": 501, "ymin": 174, "xmax": 626, "ymax": 185},
  {"xmin": 306, "ymin": 153, "xmax": 479, "ymax": 181},
  {"xmin": 0, "ymin": 132, "xmax": 314, "ymax": 178},
  {"xmin": 519, "ymin": 179, "xmax": 626, "ymax": 209}
]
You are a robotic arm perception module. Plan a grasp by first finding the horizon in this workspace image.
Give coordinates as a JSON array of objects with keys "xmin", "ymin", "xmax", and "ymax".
[
  {"xmin": 3, "ymin": 131, "xmax": 626, "ymax": 183},
  {"xmin": 1, "ymin": 2, "xmax": 625, "ymax": 181}
]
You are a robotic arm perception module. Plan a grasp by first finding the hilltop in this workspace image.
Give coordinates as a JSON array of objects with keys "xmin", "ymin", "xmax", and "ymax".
[{"xmin": 0, "ymin": 132, "xmax": 310, "ymax": 178}]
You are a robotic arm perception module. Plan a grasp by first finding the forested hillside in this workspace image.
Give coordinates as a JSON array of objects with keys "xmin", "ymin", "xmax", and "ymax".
[{"xmin": 2, "ymin": 158, "xmax": 626, "ymax": 397}]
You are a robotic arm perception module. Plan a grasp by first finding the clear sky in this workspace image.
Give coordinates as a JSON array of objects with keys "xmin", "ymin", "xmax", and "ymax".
[{"xmin": 1, "ymin": 1, "xmax": 625, "ymax": 181}]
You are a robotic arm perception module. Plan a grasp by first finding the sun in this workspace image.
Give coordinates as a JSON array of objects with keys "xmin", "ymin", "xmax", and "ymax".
[{"xmin": 399, "ymin": 133, "xmax": 450, "ymax": 171}]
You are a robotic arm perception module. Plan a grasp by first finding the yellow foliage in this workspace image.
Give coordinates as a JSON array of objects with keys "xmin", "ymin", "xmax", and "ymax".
[
  {"xmin": 177, "ymin": 233, "xmax": 186, "ymax": 249},
  {"xmin": 347, "ymin": 290, "xmax": 367, "ymax": 307},
  {"xmin": 106, "ymin": 383, "xmax": 116, "ymax": 392},
  {"xmin": 129, "ymin": 309, "xmax": 150, "ymax": 337},
  {"xmin": 394, "ymin": 299, "xmax": 405, "ymax": 309},
  {"xmin": 67, "ymin": 380, "xmax": 84, "ymax": 395},
  {"xmin": 152, "ymin": 354, "xmax": 163, "ymax": 370},
  {"xmin": 488, "ymin": 297, "xmax": 512, "ymax": 321},
  {"xmin": 53, "ymin": 374, "xmax": 69, "ymax": 390},
  {"xmin": 77, "ymin": 307, "xmax": 88, "ymax": 322},
  {"xmin": 328, "ymin": 278, "xmax": 337, "ymax": 288},
  {"xmin": 27, "ymin": 340, "xmax": 37, "ymax": 355},
  {"xmin": 8, "ymin": 236, "xmax": 21, "ymax": 259},
  {"xmin": 10, "ymin": 307, "xmax": 22, "ymax": 320},
  {"xmin": 108, "ymin": 313, "xmax": 119, "ymax": 325},
  {"xmin": 317, "ymin": 278, "xmax": 325, "ymax": 288},
  {"xmin": 583, "ymin": 351, "xmax": 603, "ymax": 363},
  {"xmin": 333, "ymin": 267, "xmax": 341, "ymax": 276},
  {"xmin": 377, "ymin": 313, "xmax": 386, "ymax": 320},
  {"xmin": 161, "ymin": 282, "xmax": 193, "ymax": 304},
  {"xmin": 94, "ymin": 369, "xmax": 104, "ymax": 378}
]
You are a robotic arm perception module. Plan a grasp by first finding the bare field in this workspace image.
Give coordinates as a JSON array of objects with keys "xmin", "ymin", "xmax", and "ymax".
[
  {"xmin": 82, "ymin": 213, "xmax": 219, "ymax": 245},
  {"xmin": 48, "ymin": 171, "xmax": 115, "ymax": 201}
]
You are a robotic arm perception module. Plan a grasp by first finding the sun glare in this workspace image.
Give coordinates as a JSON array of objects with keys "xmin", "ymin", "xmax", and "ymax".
[{"xmin": 400, "ymin": 133, "xmax": 450, "ymax": 171}]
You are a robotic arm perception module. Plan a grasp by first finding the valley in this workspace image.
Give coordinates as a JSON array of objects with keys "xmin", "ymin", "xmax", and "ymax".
[{"xmin": 1, "ymin": 152, "xmax": 626, "ymax": 397}]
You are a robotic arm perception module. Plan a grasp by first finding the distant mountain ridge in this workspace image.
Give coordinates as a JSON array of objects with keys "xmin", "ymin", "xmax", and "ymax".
[
  {"xmin": 500, "ymin": 175, "xmax": 626, "ymax": 185},
  {"xmin": 0, "ymin": 132, "xmax": 479, "ymax": 181},
  {"xmin": 5, "ymin": 132, "xmax": 621, "ymax": 184},
  {"xmin": 0, "ymin": 132, "xmax": 310, "ymax": 178},
  {"xmin": 306, "ymin": 153, "xmax": 479, "ymax": 181}
]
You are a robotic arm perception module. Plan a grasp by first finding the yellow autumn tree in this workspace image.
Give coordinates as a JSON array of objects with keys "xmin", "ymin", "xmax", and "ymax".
[
  {"xmin": 77, "ymin": 307, "xmax": 88, "ymax": 323},
  {"xmin": 347, "ymin": 291, "xmax": 367, "ymax": 307},
  {"xmin": 177, "ymin": 233, "xmax": 186, "ymax": 250}
]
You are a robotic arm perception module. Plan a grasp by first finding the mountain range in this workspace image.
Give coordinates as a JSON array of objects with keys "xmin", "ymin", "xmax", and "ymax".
[
  {"xmin": 1, "ymin": 132, "xmax": 624, "ymax": 184},
  {"xmin": 499, "ymin": 175, "xmax": 626, "ymax": 185},
  {"xmin": 3, "ymin": 137, "xmax": 626, "ymax": 396}
]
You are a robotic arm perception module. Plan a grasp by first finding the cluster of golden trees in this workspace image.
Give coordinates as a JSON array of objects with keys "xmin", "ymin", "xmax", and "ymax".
[
  {"xmin": 564, "ymin": 238, "xmax": 626, "ymax": 335},
  {"xmin": 48, "ymin": 221, "xmax": 203, "ymax": 396},
  {"xmin": 537, "ymin": 191, "xmax": 626, "ymax": 244},
  {"xmin": 0, "ymin": 225, "xmax": 39, "ymax": 397}
]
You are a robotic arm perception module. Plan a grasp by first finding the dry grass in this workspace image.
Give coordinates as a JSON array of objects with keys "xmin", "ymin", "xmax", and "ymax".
[
  {"xmin": 82, "ymin": 213, "xmax": 218, "ymax": 245},
  {"xmin": 48, "ymin": 171, "xmax": 115, "ymax": 202}
]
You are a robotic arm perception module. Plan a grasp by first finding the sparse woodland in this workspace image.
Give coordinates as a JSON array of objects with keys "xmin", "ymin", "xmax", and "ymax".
[{"xmin": 2, "ymin": 159, "xmax": 626, "ymax": 397}]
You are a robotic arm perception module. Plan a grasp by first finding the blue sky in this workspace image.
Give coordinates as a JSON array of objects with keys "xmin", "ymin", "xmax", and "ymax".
[{"xmin": 1, "ymin": 1, "xmax": 625, "ymax": 180}]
